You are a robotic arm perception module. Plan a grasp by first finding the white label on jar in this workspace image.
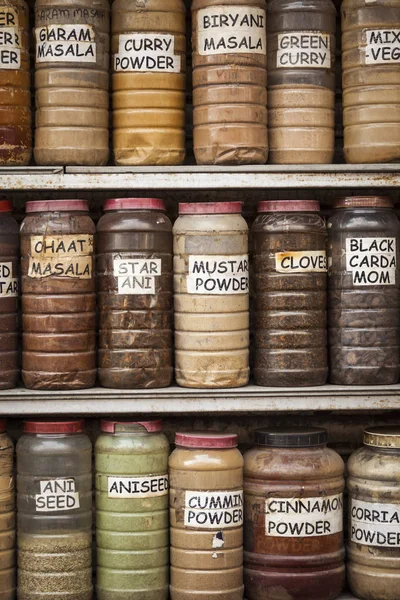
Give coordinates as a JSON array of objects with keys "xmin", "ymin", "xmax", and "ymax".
[
  {"xmin": 35, "ymin": 478, "xmax": 80, "ymax": 512},
  {"xmin": 0, "ymin": 8, "xmax": 18, "ymax": 27},
  {"xmin": 28, "ymin": 234, "xmax": 94, "ymax": 279},
  {"xmin": 276, "ymin": 31, "xmax": 331, "ymax": 68},
  {"xmin": 187, "ymin": 255, "xmax": 249, "ymax": 294},
  {"xmin": 114, "ymin": 33, "xmax": 181, "ymax": 72},
  {"xmin": 113, "ymin": 257, "xmax": 162, "ymax": 295},
  {"xmin": 35, "ymin": 24, "xmax": 96, "ymax": 63},
  {"xmin": 107, "ymin": 475, "xmax": 169, "ymax": 498},
  {"xmin": 197, "ymin": 6, "xmax": 266, "ymax": 56},
  {"xmin": 265, "ymin": 494, "xmax": 343, "ymax": 537},
  {"xmin": 351, "ymin": 499, "xmax": 400, "ymax": 547},
  {"xmin": 345, "ymin": 237, "xmax": 396, "ymax": 286},
  {"xmin": 0, "ymin": 262, "xmax": 17, "ymax": 296},
  {"xmin": 184, "ymin": 490, "xmax": 244, "ymax": 529},
  {"xmin": 0, "ymin": 26, "xmax": 21, "ymax": 69},
  {"xmin": 364, "ymin": 29, "xmax": 400, "ymax": 65},
  {"xmin": 275, "ymin": 250, "xmax": 327, "ymax": 273}
]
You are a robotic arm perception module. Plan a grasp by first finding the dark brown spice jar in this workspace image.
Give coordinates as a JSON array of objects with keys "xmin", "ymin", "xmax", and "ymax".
[
  {"xmin": 20, "ymin": 199, "xmax": 96, "ymax": 390},
  {"xmin": 251, "ymin": 200, "xmax": 328, "ymax": 386},
  {"xmin": 96, "ymin": 198, "xmax": 173, "ymax": 388},
  {"xmin": 327, "ymin": 196, "xmax": 400, "ymax": 385}
]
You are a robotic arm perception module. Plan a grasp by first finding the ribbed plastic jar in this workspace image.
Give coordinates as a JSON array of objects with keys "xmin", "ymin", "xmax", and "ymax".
[
  {"xmin": 17, "ymin": 420, "xmax": 92, "ymax": 600},
  {"xmin": 192, "ymin": 0, "xmax": 268, "ymax": 164},
  {"xmin": 34, "ymin": 0, "xmax": 110, "ymax": 166},
  {"xmin": 20, "ymin": 199, "xmax": 96, "ymax": 390},
  {"xmin": 327, "ymin": 196, "xmax": 400, "ymax": 385},
  {"xmin": 169, "ymin": 431, "xmax": 244, "ymax": 600},
  {"xmin": 112, "ymin": 0, "xmax": 186, "ymax": 165},
  {"xmin": 252, "ymin": 200, "xmax": 328, "ymax": 386},
  {"xmin": 97, "ymin": 198, "xmax": 173, "ymax": 389},
  {"xmin": 95, "ymin": 420, "xmax": 170, "ymax": 600},
  {"xmin": 173, "ymin": 202, "xmax": 249, "ymax": 388},
  {"xmin": 348, "ymin": 427, "xmax": 400, "ymax": 600},
  {"xmin": 267, "ymin": 0, "xmax": 336, "ymax": 164},
  {"xmin": 244, "ymin": 427, "xmax": 345, "ymax": 600},
  {"xmin": 0, "ymin": 0, "xmax": 31, "ymax": 165},
  {"xmin": 0, "ymin": 420, "xmax": 15, "ymax": 600},
  {"xmin": 341, "ymin": 0, "xmax": 400, "ymax": 163},
  {"xmin": 0, "ymin": 201, "xmax": 19, "ymax": 389}
]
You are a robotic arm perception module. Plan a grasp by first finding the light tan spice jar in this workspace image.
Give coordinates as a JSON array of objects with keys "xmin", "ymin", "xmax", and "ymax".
[{"xmin": 0, "ymin": 421, "xmax": 15, "ymax": 600}]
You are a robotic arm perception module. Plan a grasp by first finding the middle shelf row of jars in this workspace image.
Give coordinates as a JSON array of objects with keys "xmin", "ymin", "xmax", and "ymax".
[{"xmin": 1, "ymin": 194, "xmax": 398, "ymax": 391}]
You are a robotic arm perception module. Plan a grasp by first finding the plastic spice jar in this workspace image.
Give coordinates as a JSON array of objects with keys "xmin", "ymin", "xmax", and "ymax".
[
  {"xmin": 244, "ymin": 427, "xmax": 345, "ymax": 600},
  {"xmin": 17, "ymin": 420, "xmax": 92, "ymax": 600},
  {"xmin": 341, "ymin": 0, "xmax": 400, "ymax": 164},
  {"xmin": 95, "ymin": 420, "xmax": 170, "ymax": 600},
  {"xmin": 0, "ymin": 420, "xmax": 15, "ymax": 600},
  {"xmin": 97, "ymin": 198, "xmax": 173, "ymax": 389},
  {"xmin": 169, "ymin": 431, "xmax": 244, "ymax": 600},
  {"xmin": 252, "ymin": 200, "xmax": 328, "ymax": 387},
  {"xmin": 348, "ymin": 427, "xmax": 400, "ymax": 600},
  {"xmin": 173, "ymin": 202, "xmax": 249, "ymax": 388},
  {"xmin": 327, "ymin": 196, "xmax": 400, "ymax": 385},
  {"xmin": 0, "ymin": 201, "xmax": 19, "ymax": 390},
  {"xmin": 192, "ymin": 0, "xmax": 268, "ymax": 165},
  {"xmin": 20, "ymin": 200, "xmax": 96, "ymax": 390}
]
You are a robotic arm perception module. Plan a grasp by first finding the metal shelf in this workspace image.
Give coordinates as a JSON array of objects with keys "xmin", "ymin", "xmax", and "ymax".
[
  {"xmin": 0, "ymin": 165, "xmax": 399, "ymax": 190},
  {"xmin": 0, "ymin": 384, "xmax": 399, "ymax": 415}
]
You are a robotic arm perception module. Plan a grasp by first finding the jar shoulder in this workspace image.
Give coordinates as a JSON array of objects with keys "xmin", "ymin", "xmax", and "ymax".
[
  {"xmin": 95, "ymin": 432, "xmax": 170, "ymax": 454},
  {"xmin": 252, "ymin": 212, "xmax": 326, "ymax": 234},
  {"xmin": 348, "ymin": 446, "xmax": 400, "ymax": 481},
  {"xmin": 17, "ymin": 434, "xmax": 92, "ymax": 455},
  {"xmin": 97, "ymin": 212, "xmax": 172, "ymax": 233},
  {"xmin": 173, "ymin": 214, "xmax": 248, "ymax": 235},
  {"xmin": 20, "ymin": 214, "xmax": 96, "ymax": 235},
  {"xmin": 244, "ymin": 446, "xmax": 344, "ymax": 479},
  {"xmin": 169, "ymin": 448, "xmax": 244, "ymax": 470},
  {"xmin": 327, "ymin": 210, "xmax": 400, "ymax": 235}
]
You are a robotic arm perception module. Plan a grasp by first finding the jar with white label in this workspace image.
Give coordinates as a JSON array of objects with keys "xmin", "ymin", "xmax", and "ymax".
[
  {"xmin": 169, "ymin": 431, "xmax": 244, "ymax": 600},
  {"xmin": 267, "ymin": 0, "xmax": 336, "ymax": 164},
  {"xmin": 341, "ymin": 0, "xmax": 400, "ymax": 163},
  {"xmin": 20, "ymin": 200, "xmax": 96, "ymax": 390},
  {"xmin": 112, "ymin": 0, "xmax": 186, "ymax": 165},
  {"xmin": 95, "ymin": 420, "xmax": 170, "ymax": 600},
  {"xmin": 192, "ymin": 0, "xmax": 268, "ymax": 164},
  {"xmin": 17, "ymin": 420, "xmax": 92, "ymax": 600},
  {"xmin": 97, "ymin": 198, "xmax": 173, "ymax": 388},
  {"xmin": 328, "ymin": 196, "xmax": 400, "ymax": 385},
  {"xmin": 0, "ymin": 420, "xmax": 15, "ymax": 600},
  {"xmin": 252, "ymin": 200, "xmax": 328, "ymax": 386},
  {"xmin": 34, "ymin": 0, "xmax": 110, "ymax": 165},
  {"xmin": 348, "ymin": 427, "xmax": 400, "ymax": 600},
  {"xmin": 173, "ymin": 202, "xmax": 249, "ymax": 388},
  {"xmin": 244, "ymin": 427, "xmax": 345, "ymax": 600}
]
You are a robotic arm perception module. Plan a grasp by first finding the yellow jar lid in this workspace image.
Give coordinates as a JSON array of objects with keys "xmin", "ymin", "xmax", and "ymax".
[{"xmin": 364, "ymin": 427, "xmax": 400, "ymax": 448}]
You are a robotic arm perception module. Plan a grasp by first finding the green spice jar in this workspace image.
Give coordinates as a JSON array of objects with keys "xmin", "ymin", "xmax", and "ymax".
[
  {"xmin": 95, "ymin": 420, "xmax": 170, "ymax": 600},
  {"xmin": 0, "ymin": 420, "xmax": 15, "ymax": 600}
]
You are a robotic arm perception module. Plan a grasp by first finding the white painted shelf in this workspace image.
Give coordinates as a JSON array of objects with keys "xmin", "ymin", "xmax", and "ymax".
[{"xmin": 0, "ymin": 384, "xmax": 399, "ymax": 415}]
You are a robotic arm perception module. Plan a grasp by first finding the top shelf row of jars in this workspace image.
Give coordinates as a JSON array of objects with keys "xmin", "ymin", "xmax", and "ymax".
[{"xmin": 1, "ymin": 0, "xmax": 399, "ymax": 168}]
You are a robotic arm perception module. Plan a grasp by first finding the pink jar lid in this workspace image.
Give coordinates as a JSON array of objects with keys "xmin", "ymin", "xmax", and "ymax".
[
  {"xmin": 179, "ymin": 202, "xmax": 242, "ymax": 215},
  {"xmin": 0, "ymin": 201, "xmax": 12, "ymax": 213},
  {"xmin": 257, "ymin": 200, "xmax": 320, "ymax": 213},
  {"xmin": 104, "ymin": 198, "xmax": 166, "ymax": 211},
  {"xmin": 0, "ymin": 419, "xmax": 6, "ymax": 432},
  {"xmin": 24, "ymin": 420, "xmax": 85, "ymax": 434},
  {"xmin": 26, "ymin": 200, "xmax": 89, "ymax": 213},
  {"xmin": 175, "ymin": 432, "xmax": 238, "ymax": 448},
  {"xmin": 100, "ymin": 420, "xmax": 163, "ymax": 433}
]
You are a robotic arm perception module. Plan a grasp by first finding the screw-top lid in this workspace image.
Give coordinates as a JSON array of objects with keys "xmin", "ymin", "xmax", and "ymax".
[
  {"xmin": 334, "ymin": 196, "xmax": 393, "ymax": 209},
  {"xmin": 175, "ymin": 432, "xmax": 238, "ymax": 448},
  {"xmin": 100, "ymin": 420, "xmax": 163, "ymax": 433},
  {"xmin": 179, "ymin": 202, "xmax": 242, "ymax": 215},
  {"xmin": 0, "ymin": 200, "xmax": 12, "ymax": 213},
  {"xmin": 364, "ymin": 427, "xmax": 400, "ymax": 448},
  {"xmin": 23, "ymin": 420, "xmax": 85, "ymax": 434},
  {"xmin": 257, "ymin": 200, "xmax": 320, "ymax": 213},
  {"xmin": 104, "ymin": 198, "xmax": 166, "ymax": 212},
  {"xmin": 255, "ymin": 427, "xmax": 328, "ymax": 448},
  {"xmin": 26, "ymin": 200, "xmax": 89, "ymax": 213},
  {"xmin": 0, "ymin": 419, "xmax": 6, "ymax": 432}
]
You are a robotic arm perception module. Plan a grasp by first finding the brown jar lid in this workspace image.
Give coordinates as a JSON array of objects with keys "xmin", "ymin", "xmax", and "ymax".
[
  {"xmin": 175, "ymin": 432, "xmax": 238, "ymax": 448},
  {"xmin": 258, "ymin": 200, "xmax": 320, "ymax": 213},
  {"xmin": 100, "ymin": 420, "xmax": 163, "ymax": 433},
  {"xmin": 104, "ymin": 198, "xmax": 166, "ymax": 212},
  {"xmin": 334, "ymin": 196, "xmax": 393, "ymax": 209},
  {"xmin": 364, "ymin": 427, "xmax": 400, "ymax": 448},
  {"xmin": 26, "ymin": 200, "xmax": 89, "ymax": 213},
  {"xmin": 23, "ymin": 420, "xmax": 85, "ymax": 434},
  {"xmin": 255, "ymin": 427, "xmax": 328, "ymax": 448},
  {"xmin": 179, "ymin": 202, "xmax": 242, "ymax": 215},
  {"xmin": 0, "ymin": 419, "xmax": 6, "ymax": 432},
  {"xmin": 0, "ymin": 200, "xmax": 12, "ymax": 213}
]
